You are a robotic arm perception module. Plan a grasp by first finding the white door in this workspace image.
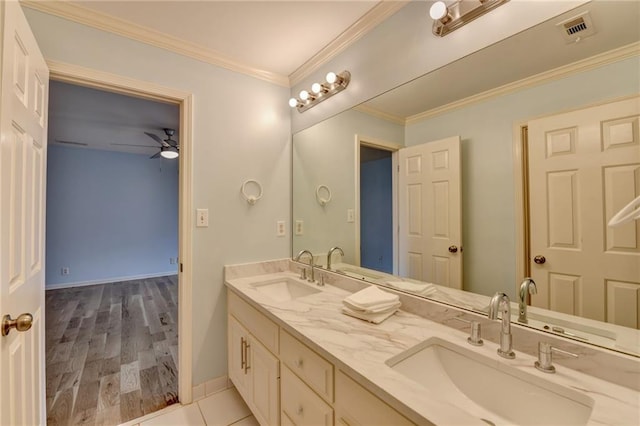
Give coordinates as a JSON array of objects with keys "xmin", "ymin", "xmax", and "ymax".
[
  {"xmin": 528, "ymin": 96, "xmax": 640, "ymax": 327},
  {"xmin": 398, "ymin": 136, "xmax": 462, "ymax": 288},
  {"xmin": 0, "ymin": 1, "xmax": 49, "ymax": 424}
]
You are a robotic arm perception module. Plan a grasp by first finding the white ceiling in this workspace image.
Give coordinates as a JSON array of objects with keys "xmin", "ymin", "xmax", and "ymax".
[{"xmin": 70, "ymin": 0, "xmax": 381, "ymax": 78}]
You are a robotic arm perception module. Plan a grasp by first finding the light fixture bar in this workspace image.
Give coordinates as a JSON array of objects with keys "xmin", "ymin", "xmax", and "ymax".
[
  {"xmin": 289, "ymin": 71, "xmax": 351, "ymax": 113},
  {"xmin": 431, "ymin": 0, "xmax": 509, "ymax": 37}
]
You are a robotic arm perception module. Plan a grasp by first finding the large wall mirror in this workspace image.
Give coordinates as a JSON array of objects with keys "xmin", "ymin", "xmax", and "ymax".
[{"xmin": 292, "ymin": 1, "xmax": 640, "ymax": 356}]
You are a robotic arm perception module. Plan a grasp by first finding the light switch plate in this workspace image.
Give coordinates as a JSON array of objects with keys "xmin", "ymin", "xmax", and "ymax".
[
  {"xmin": 276, "ymin": 220, "xmax": 286, "ymax": 237},
  {"xmin": 196, "ymin": 208, "xmax": 209, "ymax": 227},
  {"xmin": 295, "ymin": 220, "xmax": 304, "ymax": 236},
  {"xmin": 347, "ymin": 209, "xmax": 355, "ymax": 223}
]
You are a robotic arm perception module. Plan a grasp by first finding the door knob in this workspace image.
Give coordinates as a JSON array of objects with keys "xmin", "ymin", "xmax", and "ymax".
[
  {"xmin": 448, "ymin": 245, "xmax": 458, "ymax": 253},
  {"xmin": 534, "ymin": 255, "xmax": 546, "ymax": 265},
  {"xmin": 2, "ymin": 313, "xmax": 33, "ymax": 336}
]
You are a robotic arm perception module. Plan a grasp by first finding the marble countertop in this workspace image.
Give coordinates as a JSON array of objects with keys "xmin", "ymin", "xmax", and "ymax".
[{"xmin": 225, "ymin": 270, "xmax": 639, "ymax": 426}]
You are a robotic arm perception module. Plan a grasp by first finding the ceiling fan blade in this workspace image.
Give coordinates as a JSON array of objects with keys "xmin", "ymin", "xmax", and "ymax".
[
  {"xmin": 54, "ymin": 139, "xmax": 89, "ymax": 146},
  {"xmin": 112, "ymin": 143, "xmax": 155, "ymax": 148},
  {"xmin": 150, "ymin": 151, "xmax": 161, "ymax": 159},
  {"xmin": 144, "ymin": 132, "xmax": 165, "ymax": 146}
]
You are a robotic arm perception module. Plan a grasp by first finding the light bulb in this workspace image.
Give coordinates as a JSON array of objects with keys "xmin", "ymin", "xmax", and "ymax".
[
  {"xmin": 311, "ymin": 82, "xmax": 322, "ymax": 94},
  {"xmin": 429, "ymin": 1, "xmax": 448, "ymax": 20},
  {"xmin": 288, "ymin": 98, "xmax": 298, "ymax": 108},
  {"xmin": 299, "ymin": 90, "xmax": 310, "ymax": 100},
  {"xmin": 325, "ymin": 72, "xmax": 337, "ymax": 84}
]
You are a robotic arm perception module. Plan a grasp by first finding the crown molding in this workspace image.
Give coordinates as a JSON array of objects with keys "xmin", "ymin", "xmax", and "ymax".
[
  {"xmin": 405, "ymin": 41, "xmax": 640, "ymax": 125},
  {"xmin": 288, "ymin": 1, "xmax": 410, "ymax": 87},
  {"xmin": 353, "ymin": 104, "xmax": 405, "ymax": 125},
  {"xmin": 20, "ymin": 0, "xmax": 290, "ymax": 87}
]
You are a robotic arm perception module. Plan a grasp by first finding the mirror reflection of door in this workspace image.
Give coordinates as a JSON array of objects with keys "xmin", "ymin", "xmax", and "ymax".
[
  {"xmin": 527, "ymin": 96, "xmax": 640, "ymax": 329},
  {"xmin": 398, "ymin": 137, "xmax": 462, "ymax": 289},
  {"xmin": 360, "ymin": 146, "xmax": 394, "ymax": 273}
]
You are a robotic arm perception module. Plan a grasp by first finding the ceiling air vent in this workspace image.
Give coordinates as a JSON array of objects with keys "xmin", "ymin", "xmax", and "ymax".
[{"xmin": 556, "ymin": 11, "xmax": 596, "ymax": 43}]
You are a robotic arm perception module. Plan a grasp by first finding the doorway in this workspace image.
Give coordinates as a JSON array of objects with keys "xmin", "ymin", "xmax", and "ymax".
[
  {"xmin": 47, "ymin": 62, "xmax": 194, "ymax": 420},
  {"xmin": 360, "ymin": 146, "xmax": 394, "ymax": 273},
  {"xmin": 44, "ymin": 81, "xmax": 182, "ymax": 424}
]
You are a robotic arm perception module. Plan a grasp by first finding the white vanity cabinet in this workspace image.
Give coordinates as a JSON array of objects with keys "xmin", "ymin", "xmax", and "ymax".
[
  {"xmin": 335, "ymin": 371, "xmax": 414, "ymax": 426},
  {"xmin": 227, "ymin": 289, "xmax": 415, "ymax": 426},
  {"xmin": 228, "ymin": 292, "xmax": 280, "ymax": 426}
]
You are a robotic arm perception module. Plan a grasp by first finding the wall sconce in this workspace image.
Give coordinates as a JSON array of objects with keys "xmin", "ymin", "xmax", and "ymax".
[
  {"xmin": 429, "ymin": 0, "xmax": 509, "ymax": 37},
  {"xmin": 289, "ymin": 71, "xmax": 351, "ymax": 113}
]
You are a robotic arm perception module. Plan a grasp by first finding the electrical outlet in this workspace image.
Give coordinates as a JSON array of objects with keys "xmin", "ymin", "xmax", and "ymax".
[
  {"xmin": 347, "ymin": 209, "xmax": 355, "ymax": 223},
  {"xmin": 276, "ymin": 220, "xmax": 286, "ymax": 237},
  {"xmin": 196, "ymin": 208, "xmax": 209, "ymax": 227},
  {"xmin": 61, "ymin": 267, "xmax": 70, "ymax": 275},
  {"xmin": 295, "ymin": 220, "xmax": 304, "ymax": 236}
]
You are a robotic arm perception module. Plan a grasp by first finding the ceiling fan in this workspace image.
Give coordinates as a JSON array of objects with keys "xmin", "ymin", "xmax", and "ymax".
[{"xmin": 112, "ymin": 128, "xmax": 179, "ymax": 159}]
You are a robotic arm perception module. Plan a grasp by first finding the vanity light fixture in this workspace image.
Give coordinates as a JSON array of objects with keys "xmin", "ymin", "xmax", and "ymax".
[
  {"xmin": 429, "ymin": 0, "xmax": 509, "ymax": 37},
  {"xmin": 289, "ymin": 70, "xmax": 351, "ymax": 113}
]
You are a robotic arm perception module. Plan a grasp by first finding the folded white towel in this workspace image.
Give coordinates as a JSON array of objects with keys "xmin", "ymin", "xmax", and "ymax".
[
  {"xmin": 343, "ymin": 300, "xmax": 401, "ymax": 314},
  {"xmin": 386, "ymin": 280, "xmax": 437, "ymax": 296},
  {"xmin": 341, "ymin": 305, "xmax": 399, "ymax": 324},
  {"xmin": 344, "ymin": 286, "xmax": 399, "ymax": 310}
]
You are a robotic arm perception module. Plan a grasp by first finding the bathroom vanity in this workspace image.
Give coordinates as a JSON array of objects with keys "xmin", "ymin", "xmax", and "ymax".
[{"xmin": 225, "ymin": 260, "xmax": 639, "ymax": 426}]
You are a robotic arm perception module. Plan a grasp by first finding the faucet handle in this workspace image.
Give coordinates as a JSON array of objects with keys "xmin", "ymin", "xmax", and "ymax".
[
  {"xmin": 452, "ymin": 317, "xmax": 484, "ymax": 346},
  {"xmin": 298, "ymin": 267, "xmax": 307, "ymax": 281},
  {"xmin": 535, "ymin": 342, "xmax": 578, "ymax": 373}
]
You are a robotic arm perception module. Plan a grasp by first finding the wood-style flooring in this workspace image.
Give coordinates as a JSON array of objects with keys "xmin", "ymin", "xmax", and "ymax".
[{"xmin": 45, "ymin": 275, "xmax": 179, "ymax": 425}]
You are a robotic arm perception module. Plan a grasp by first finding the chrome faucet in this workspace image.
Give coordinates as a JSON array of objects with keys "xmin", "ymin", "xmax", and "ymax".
[
  {"xmin": 518, "ymin": 277, "xmax": 537, "ymax": 324},
  {"xmin": 294, "ymin": 249, "xmax": 315, "ymax": 283},
  {"xmin": 326, "ymin": 246, "xmax": 344, "ymax": 271},
  {"xmin": 488, "ymin": 292, "xmax": 515, "ymax": 359}
]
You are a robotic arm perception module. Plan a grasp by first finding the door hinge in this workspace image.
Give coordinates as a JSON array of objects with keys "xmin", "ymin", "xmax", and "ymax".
[
  {"xmin": 397, "ymin": 165, "xmax": 400, "ymax": 172},
  {"xmin": 180, "ymin": 263, "xmax": 183, "ymax": 273}
]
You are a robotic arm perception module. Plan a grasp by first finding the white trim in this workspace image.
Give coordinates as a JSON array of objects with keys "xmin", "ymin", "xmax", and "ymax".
[
  {"xmin": 353, "ymin": 104, "xmax": 405, "ymax": 126},
  {"xmin": 289, "ymin": 1, "xmax": 410, "ymax": 86},
  {"xmin": 355, "ymin": 135, "xmax": 401, "ymax": 273},
  {"xmin": 45, "ymin": 272, "xmax": 177, "ymax": 290},
  {"xmin": 21, "ymin": 0, "xmax": 289, "ymax": 87},
  {"xmin": 47, "ymin": 61, "xmax": 194, "ymax": 405},
  {"xmin": 513, "ymin": 122, "xmax": 527, "ymax": 298},
  {"xmin": 402, "ymin": 42, "xmax": 640, "ymax": 125}
]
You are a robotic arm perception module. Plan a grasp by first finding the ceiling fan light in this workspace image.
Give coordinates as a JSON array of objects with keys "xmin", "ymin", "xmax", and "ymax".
[{"xmin": 161, "ymin": 146, "xmax": 179, "ymax": 159}]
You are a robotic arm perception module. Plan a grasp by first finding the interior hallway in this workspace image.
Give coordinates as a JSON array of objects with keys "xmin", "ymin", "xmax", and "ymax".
[{"xmin": 45, "ymin": 276, "xmax": 178, "ymax": 425}]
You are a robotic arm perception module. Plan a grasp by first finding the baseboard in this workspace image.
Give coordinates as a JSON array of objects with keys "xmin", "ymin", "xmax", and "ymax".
[
  {"xmin": 192, "ymin": 375, "xmax": 231, "ymax": 401},
  {"xmin": 45, "ymin": 271, "xmax": 177, "ymax": 290}
]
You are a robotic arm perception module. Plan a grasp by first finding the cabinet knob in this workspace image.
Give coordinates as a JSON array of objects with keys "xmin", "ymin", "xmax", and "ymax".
[
  {"xmin": 296, "ymin": 406, "xmax": 304, "ymax": 416},
  {"xmin": 294, "ymin": 358, "xmax": 304, "ymax": 368}
]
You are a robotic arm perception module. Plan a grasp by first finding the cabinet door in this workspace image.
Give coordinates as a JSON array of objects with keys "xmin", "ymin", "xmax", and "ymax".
[
  {"xmin": 228, "ymin": 315, "xmax": 251, "ymax": 400},
  {"xmin": 250, "ymin": 336, "xmax": 280, "ymax": 426}
]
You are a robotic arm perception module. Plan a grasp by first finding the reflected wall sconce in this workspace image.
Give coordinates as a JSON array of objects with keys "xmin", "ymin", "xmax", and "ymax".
[
  {"xmin": 289, "ymin": 71, "xmax": 351, "ymax": 113},
  {"xmin": 429, "ymin": 0, "xmax": 509, "ymax": 37}
]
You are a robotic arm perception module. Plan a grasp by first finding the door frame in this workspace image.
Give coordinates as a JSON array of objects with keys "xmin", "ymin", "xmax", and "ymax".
[
  {"xmin": 354, "ymin": 135, "xmax": 402, "ymax": 274},
  {"xmin": 47, "ymin": 60, "xmax": 194, "ymax": 404}
]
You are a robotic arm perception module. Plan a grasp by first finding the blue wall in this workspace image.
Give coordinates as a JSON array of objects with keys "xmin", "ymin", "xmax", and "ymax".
[
  {"xmin": 46, "ymin": 145, "xmax": 178, "ymax": 287},
  {"xmin": 360, "ymin": 154, "xmax": 393, "ymax": 273}
]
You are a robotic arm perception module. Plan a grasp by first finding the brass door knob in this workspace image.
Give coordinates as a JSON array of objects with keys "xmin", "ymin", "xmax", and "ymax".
[
  {"xmin": 1, "ymin": 313, "xmax": 33, "ymax": 336},
  {"xmin": 448, "ymin": 245, "xmax": 458, "ymax": 253},
  {"xmin": 534, "ymin": 255, "xmax": 546, "ymax": 265}
]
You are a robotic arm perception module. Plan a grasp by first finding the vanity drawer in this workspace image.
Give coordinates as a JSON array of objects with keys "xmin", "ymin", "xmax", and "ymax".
[
  {"xmin": 335, "ymin": 370, "xmax": 414, "ymax": 426},
  {"xmin": 228, "ymin": 290, "xmax": 279, "ymax": 355},
  {"xmin": 281, "ymin": 366, "xmax": 333, "ymax": 426},
  {"xmin": 280, "ymin": 329, "xmax": 334, "ymax": 402}
]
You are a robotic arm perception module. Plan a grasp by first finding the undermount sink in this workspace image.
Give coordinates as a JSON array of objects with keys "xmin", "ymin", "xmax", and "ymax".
[
  {"xmin": 251, "ymin": 277, "xmax": 321, "ymax": 302},
  {"xmin": 386, "ymin": 337, "xmax": 594, "ymax": 425}
]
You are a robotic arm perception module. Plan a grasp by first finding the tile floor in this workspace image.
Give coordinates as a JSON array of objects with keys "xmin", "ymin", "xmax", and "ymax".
[{"xmin": 127, "ymin": 387, "xmax": 258, "ymax": 426}]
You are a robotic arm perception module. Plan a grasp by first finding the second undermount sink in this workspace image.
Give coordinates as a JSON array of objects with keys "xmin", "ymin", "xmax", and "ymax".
[
  {"xmin": 386, "ymin": 337, "xmax": 594, "ymax": 425},
  {"xmin": 251, "ymin": 277, "xmax": 321, "ymax": 302}
]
